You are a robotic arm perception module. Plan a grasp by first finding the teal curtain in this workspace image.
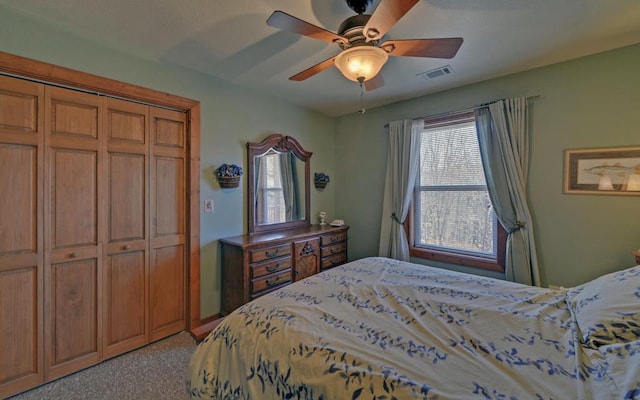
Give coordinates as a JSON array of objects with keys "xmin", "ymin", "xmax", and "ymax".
[
  {"xmin": 378, "ymin": 119, "xmax": 421, "ymax": 261},
  {"xmin": 475, "ymin": 97, "xmax": 540, "ymax": 286},
  {"xmin": 279, "ymin": 152, "xmax": 299, "ymax": 221}
]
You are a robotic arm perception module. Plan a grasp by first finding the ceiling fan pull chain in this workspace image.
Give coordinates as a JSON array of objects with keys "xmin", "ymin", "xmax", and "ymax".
[{"xmin": 359, "ymin": 78, "xmax": 366, "ymax": 114}]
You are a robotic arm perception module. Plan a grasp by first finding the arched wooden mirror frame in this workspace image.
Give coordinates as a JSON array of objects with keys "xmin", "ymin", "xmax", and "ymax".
[{"xmin": 248, "ymin": 134, "xmax": 312, "ymax": 234}]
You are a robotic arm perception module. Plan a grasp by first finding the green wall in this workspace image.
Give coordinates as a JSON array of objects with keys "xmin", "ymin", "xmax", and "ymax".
[
  {"xmin": 335, "ymin": 43, "xmax": 640, "ymax": 287},
  {"xmin": 0, "ymin": 5, "xmax": 337, "ymax": 317}
]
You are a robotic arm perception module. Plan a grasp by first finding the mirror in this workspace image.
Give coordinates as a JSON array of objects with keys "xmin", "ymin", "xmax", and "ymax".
[{"xmin": 248, "ymin": 134, "xmax": 312, "ymax": 234}]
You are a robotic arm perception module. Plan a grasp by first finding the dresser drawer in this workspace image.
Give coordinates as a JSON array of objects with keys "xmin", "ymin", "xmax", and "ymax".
[
  {"xmin": 321, "ymin": 242, "xmax": 346, "ymax": 258},
  {"xmin": 251, "ymin": 257, "xmax": 291, "ymax": 279},
  {"xmin": 321, "ymin": 252, "xmax": 347, "ymax": 270},
  {"xmin": 320, "ymin": 231, "xmax": 346, "ymax": 246},
  {"xmin": 251, "ymin": 269, "xmax": 292, "ymax": 295},
  {"xmin": 249, "ymin": 243, "xmax": 291, "ymax": 263}
]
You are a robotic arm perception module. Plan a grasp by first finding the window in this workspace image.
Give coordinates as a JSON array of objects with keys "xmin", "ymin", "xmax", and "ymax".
[
  {"xmin": 408, "ymin": 112, "xmax": 505, "ymax": 271},
  {"xmin": 257, "ymin": 152, "xmax": 286, "ymax": 224}
]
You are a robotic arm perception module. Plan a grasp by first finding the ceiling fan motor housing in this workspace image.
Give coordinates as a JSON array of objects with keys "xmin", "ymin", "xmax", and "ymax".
[{"xmin": 337, "ymin": 14, "xmax": 379, "ymax": 49}]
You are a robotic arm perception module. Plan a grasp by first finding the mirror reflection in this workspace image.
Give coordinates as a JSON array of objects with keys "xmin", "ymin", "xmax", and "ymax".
[
  {"xmin": 247, "ymin": 134, "xmax": 312, "ymax": 234},
  {"xmin": 254, "ymin": 151, "xmax": 305, "ymax": 225}
]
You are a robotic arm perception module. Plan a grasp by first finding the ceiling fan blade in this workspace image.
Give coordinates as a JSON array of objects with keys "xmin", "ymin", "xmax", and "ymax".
[
  {"xmin": 365, "ymin": 74, "xmax": 385, "ymax": 91},
  {"xmin": 364, "ymin": 0, "xmax": 420, "ymax": 41},
  {"xmin": 267, "ymin": 11, "xmax": 346, "ymax": 45},
  {"xmin": 289, "ymin": 56, "xmax": 336, "ymax": 81},
  {"xmin": 382, "ymin": 38, "xmax": 463, "ymax": 58}
]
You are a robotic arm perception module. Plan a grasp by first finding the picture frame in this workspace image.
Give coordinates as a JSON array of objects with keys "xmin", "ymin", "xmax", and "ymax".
[{"xmin": 564, "ymin": 146, "xmax": 640, "ymax": 195}]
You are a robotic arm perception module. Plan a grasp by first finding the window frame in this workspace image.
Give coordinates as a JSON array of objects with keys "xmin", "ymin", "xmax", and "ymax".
[{"xmin": 405, "ymin": 112, "xmax": 506, "ymax": 273}]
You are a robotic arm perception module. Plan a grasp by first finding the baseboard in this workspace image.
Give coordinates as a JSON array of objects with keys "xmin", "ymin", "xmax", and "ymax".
[{"xmin": 190, "ymin": 315, "xmax": 226, "ymax": 342}]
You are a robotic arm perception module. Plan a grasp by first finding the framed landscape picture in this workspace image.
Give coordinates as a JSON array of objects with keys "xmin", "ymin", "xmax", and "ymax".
[{"xmin": 564, "ymin": 146, "xmax": 640, "ymax": 195}]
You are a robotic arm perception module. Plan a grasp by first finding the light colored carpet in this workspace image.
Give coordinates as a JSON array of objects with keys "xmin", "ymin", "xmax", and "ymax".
[{"xmin": 8, "ymin": 331, "xmax": 196, "ymax": 400}]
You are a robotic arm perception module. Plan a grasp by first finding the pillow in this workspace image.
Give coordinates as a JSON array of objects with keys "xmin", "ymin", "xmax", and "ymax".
[
  {"xmin": 597, "ymin": 340, "xmax": 640, "ymax": 400},
  {"xmin": 565, "ymin": 265, "xmax": 640, "ymax": 349}
]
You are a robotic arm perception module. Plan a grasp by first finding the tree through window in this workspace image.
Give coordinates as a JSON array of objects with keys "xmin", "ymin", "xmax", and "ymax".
[{"xmin": 409, "ymin": 112, "xmax": 505, "ymax": 271}]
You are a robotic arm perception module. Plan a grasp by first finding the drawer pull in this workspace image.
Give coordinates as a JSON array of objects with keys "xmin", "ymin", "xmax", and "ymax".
[
  {"xmin": 330, "ymin": 236, "xmax": 340, "ymax": 243},
  {"xmin": 266, "ymin": 276, "xmax": 281, "ymax": 287},
  {"xmin": 70, "ymin": 252, "xmax": 79, "ymax": 258},
  {"xmin": 123, "ymin": 245, "xmax": 130, "ymax": 250},
  {"xmin": 266, "ymin": 263, "xmax": 280, "ymax": 273},
  {"xmin": 265, "ymin": 248, "xmax": 280, "ymax": 258}
]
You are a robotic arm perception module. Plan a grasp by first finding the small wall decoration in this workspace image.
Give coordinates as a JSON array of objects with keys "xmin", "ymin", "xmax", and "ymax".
[
  {"xmin": 216, "ymin": 163, "xmax": 243, "ymax": 188},
  {"xmin": 564, "ymin": 146, "xmax": 640, "ymax": 195},
  {"xmin": 314, "ymin": 172, "xmax": 330, "ymax": 189}
]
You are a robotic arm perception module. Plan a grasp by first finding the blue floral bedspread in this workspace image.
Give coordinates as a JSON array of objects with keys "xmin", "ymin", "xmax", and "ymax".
[{"xmin": 187, "ymin": 257, "xmax": 630, "ymax": 399}]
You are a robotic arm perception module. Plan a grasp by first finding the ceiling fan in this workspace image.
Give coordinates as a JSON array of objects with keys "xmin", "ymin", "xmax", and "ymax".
[{"xmin": 266, "ymin": 0, "xmax": 463, "ymax": 91}]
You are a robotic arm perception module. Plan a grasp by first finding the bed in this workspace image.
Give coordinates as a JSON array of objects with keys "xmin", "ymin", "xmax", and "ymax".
[{"xmin": 187, "ymin": 257, "xmax": 640, "ymax": 399}]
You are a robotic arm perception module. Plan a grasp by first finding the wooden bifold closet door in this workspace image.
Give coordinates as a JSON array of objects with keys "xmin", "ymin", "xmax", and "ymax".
[
  {"xmin": 44, "ymin": 85, "xmax": 104, "ymax": 380},
  {"xmin": 0, "ymin": 75, "xmax": 45, "ymax": 398},
  {"xmin": 149, "ymin": 108, "xmax": 187, "ymax": 341},
  {"xmin": 103, "ymin": 98, "xmax": 149, "ymax": 359},
  {"xmin": 0, "ymin": 75, "xmax": 187, "ymax": 398}
]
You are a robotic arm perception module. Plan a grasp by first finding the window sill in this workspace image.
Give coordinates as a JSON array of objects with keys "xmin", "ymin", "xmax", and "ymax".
[{"xmin": 409, "ymin": 247, "xmax": 505, "ymax": 273}]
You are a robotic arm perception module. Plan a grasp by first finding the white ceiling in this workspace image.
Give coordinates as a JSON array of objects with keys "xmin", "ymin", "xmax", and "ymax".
[{"xmin": 2, "ymin": 0, "xmax": 639, "ymax": 116}]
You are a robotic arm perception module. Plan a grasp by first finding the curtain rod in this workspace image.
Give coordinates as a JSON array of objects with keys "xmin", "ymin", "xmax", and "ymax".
[{"xmin": 384, "ymin": 95, "xmax": 540, "ymax": 127}]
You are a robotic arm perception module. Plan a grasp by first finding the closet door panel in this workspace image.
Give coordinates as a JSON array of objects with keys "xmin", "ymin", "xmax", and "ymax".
[
  {"xmin": 44, "ymin": 86, "xmax": 102, "ymax": 380},
  {"xmin": 108, "ymin": 152, "xmax": 145, "ymax": 244},
  {"xmin": 154, "ymin": 115, "xmax": 184, "ymax": 148},
  {"xmin": 154, "ymin": 156, "xmax": 185, "ymax": 237},
  {"xmin": 150, "ymin": 244, "xmax": 185, "ymax": 339},
  {"xmin": 149, "ymin": 108, "xmax": 186, "ymax": 341},
  {"xmin": 104, "ymin": 98, "xmax": 149, "ymax": 357},
  {"xmin": 108, "ymin": 107, "xmax": 145, "ymax": 144},
  {"xmin": 0, "ymin": 76, "xmax": 40, "ymax": 140},
  {"xmin": 0, "ymin": 76, "xmax": 44, "ymax": 398},
  {"xmin": 0, "ymin": 144, "xmax": 38, "ymax": 255},
  {"xmin": 49, "ymin": 259, "xmax": 99, "ymax": 360},
  {"xmin": 50, "ymin": 99, "xmax": 98, "ymax": 140},
  {"xmin": 104, "ymin": 251, "xmax": 146, "ymax": 357},
  {"xmin": 0, "ymin": 267, "xmax": 39, "ymax": 392},
  {"xmin": 50, "ymin": 148, "xmax": 98, "ymax": 248}
]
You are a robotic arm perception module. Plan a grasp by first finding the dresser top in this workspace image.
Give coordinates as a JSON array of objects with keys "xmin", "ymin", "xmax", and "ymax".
[{"xmin": 220, "ymin": 224, "xmax": 349, "ymax": 247}]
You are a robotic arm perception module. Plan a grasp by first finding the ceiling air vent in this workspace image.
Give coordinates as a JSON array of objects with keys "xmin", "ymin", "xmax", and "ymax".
[{"xmin": 417, "ymin": 65, "xmax": 453, "ymax": 81}]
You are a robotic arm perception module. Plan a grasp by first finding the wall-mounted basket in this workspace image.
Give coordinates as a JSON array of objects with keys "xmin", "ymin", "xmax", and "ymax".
[
  {"xmin": 217, "ymin": 175, "xmax": 241, "ymax": 188},
  {"xmin": 314, "ymin": 172, "xmax": 330, "ymax": 189},
  {"xmin": 215, "ymin": 163, "xmax": 243, "ymax": 189}
]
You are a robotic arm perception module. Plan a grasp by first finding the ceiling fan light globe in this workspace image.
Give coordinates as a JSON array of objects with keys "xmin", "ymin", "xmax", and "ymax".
[{"xmin": 334, "ymin": 46, "xmax": 388, "ymax": 82}]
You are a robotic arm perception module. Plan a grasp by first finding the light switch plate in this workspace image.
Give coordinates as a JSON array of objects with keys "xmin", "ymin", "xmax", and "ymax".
[{"xmin": 204, "ymin": 199, "xmax": 214, "ymax": 213}]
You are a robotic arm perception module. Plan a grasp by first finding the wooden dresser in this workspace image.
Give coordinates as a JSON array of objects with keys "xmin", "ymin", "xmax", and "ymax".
[{"xmin": 220, "ymin": 224, "xmax": 349, "ymax": 315}]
